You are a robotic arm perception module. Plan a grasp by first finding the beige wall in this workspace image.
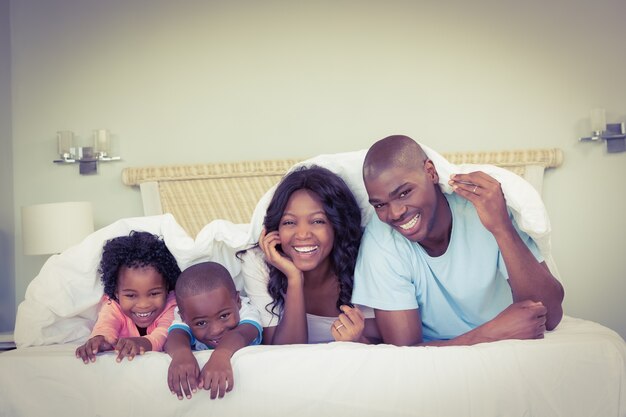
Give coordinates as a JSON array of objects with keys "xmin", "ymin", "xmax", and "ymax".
[{"xmin": 7, "ymin": 0, "xmax": 626, "ymax": 338}]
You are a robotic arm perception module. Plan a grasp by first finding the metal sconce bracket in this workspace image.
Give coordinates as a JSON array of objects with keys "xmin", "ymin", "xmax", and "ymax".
[
  {"xmin": 580, "ymin": 122, "xmax": 626, "ymax": 153},
  {"xmin": 53, "ymin": 152, "xmax": 122, "ymax": 174}
]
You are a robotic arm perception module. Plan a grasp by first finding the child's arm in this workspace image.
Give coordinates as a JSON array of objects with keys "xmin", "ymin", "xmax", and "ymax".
[
  {"xmin": 75, "ymin": 335, "xmax": 115, "ymax": 363},
  {"xmin": 112, "ymin": 337, "xmax": 152, "ymax": 362},
  {"xmin": 199, "ymin": 322, "xmax": 259, "ymax": 399},
  {"xmin": 75, "ymin": 298, "xmax": 121, "ymax": 363},
  {"xmin": 165, "ymin": 328, "xmax": 200, "ymax": 400}
]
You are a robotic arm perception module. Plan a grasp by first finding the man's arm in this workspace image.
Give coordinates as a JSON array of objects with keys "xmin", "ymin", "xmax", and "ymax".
[
  {"xmin": 449, "ymin": 172, "xmax": 564, "ymax": 330},
  {"xmin": 374, "ymin": 309, "xmax": 422, "ymax": 346},
  {"xmin": 376, "ymin": 300, "xmax": 548, "ymax": 347},
  {"xmin": 497, "ymin": 241, "xmax": 563, "ymax": 330}
]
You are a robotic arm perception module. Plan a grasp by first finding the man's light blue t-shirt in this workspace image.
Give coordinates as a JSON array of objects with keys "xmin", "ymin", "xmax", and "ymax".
[{"xmin": 352, "ymin": 193, "xmax": 543, "ymax": 341}]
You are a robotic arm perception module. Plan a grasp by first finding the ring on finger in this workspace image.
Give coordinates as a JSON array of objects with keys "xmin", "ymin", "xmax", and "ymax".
[
  {"xmin": 472, "ymin": 185, "xmax": 478, "ymax": 193},
  {"xmin": 335, "ymin": 324, "xmax": 345, "ymax": 331}
]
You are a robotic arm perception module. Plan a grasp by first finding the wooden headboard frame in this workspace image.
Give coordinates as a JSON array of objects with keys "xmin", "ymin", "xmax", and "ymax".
[{"xmin": 122, "ymin": 148, "xmax": 563, "ymax": 237}]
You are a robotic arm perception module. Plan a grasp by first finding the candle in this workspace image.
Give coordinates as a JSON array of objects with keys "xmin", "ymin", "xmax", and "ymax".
[
  {"xmin": 590, "ymin": 108, "xmax": 606, "ymax": 135},
  {"xmin": 94, "ymin": 129, "xmax": 110, "ymax": 156},
  {"xmin": 57, "ymin": 130, "xmax": 74, "ymax": 158}
]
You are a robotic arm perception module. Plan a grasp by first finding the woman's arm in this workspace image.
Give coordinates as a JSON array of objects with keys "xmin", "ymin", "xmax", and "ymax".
[
  {"xmin": 265, "ymin": 271, "xmax": 308, "ymax": 344},
  {"xmin": 258, "ymin": 229, "xmax": 309, "ymax": 344}
]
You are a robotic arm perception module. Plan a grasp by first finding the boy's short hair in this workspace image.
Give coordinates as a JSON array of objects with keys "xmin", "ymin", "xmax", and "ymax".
[{"xmin": 175, "ymin": 261, "xmax": 236, "ymax": 305}]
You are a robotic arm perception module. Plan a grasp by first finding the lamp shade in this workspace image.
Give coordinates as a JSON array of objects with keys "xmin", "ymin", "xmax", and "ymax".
[{"xmin": 21, "ymin": 201, "xmax": 94, "ymax": 255}]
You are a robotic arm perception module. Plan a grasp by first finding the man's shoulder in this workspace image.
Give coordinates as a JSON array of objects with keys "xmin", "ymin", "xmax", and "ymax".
[
  {"xmin": 363, "ymin": 214, "xmax": 394, "ymax": 238},
  {"xmin": 360, "ymin": 216, "xmax": 415, "ymax": 259}
]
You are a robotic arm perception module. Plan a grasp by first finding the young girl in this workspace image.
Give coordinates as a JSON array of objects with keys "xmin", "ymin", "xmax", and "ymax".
[
  {"xmin": 241, "ymin": 165, "xmax": 381, "ymax": 344},
  {"xmin": 75, "ymin": 230, "xmax": 181, "ymax": 363}
]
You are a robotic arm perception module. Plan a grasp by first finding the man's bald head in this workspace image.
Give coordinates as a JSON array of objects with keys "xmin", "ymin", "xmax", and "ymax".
[{"xmin": 363, "ymin": 135, "xmax": 428, "ymax": 181}]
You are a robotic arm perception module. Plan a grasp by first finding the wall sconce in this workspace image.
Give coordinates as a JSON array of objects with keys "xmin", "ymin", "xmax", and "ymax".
[
  {"xmin": 21, "ymin": 201, "xmax": 94, "ymax": 256},
  {"xmin": 579, "ymin": 109, "xmax": 626, "ymax": 153},
  {"xmin": 53, "ymin": 129, "xmax": 121, "ymax": 174}
]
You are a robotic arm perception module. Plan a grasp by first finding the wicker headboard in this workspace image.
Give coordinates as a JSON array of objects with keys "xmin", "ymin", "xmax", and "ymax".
[{"xmin": 122, "ymin": 148, "xmax": 563, "ymax": 238}]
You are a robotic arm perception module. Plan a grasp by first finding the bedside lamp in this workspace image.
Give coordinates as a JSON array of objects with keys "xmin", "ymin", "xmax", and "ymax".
[{"xmin": 21, "ymin": 202, "xmax": 94, "ymax": 255}]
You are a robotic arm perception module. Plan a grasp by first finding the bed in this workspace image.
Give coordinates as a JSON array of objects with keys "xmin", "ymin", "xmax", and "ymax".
[{"xmin": 2, "ymin": 146, "xmax": 625, "ymax": 417}]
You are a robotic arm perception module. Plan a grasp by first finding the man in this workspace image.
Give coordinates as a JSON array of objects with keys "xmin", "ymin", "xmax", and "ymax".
[{"xmin": 352, "ymin": 135, "xmax": 564, "ymax": 346}]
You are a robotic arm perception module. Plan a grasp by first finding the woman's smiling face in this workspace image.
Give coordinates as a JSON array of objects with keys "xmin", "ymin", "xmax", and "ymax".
[{"xmin": 277, "ymin": 189, "xmax": 335, "ymax": 274}]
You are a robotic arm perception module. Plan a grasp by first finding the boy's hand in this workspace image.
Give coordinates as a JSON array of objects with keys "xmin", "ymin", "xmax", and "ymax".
[
  {"xmin": 331, "ymin": 305, "xmax": 365, "ymax": 342},
  {"xmin": 200, "ymin": 350, "xmax": 234, "ymax": 399},
  {"xmin": 168, "ymin": 350, "xmax": 200, "ymax": 400},
  {"xmin": 75, "ymin": 335, "xmax": 114, "ymax": 364}
]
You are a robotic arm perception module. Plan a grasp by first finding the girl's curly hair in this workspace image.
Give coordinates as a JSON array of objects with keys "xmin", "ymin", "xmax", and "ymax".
[
  {"xmin": 99, "ymin": 231, "xmax": 181, "ymax": 301},
  {"xmin": 263, "ymin": 165, "xmax": 362, "ymax": 318}
]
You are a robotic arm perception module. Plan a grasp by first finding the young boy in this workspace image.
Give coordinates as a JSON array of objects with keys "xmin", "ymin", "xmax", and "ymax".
[{"xmin": 165, "ymin": 261, "xmax": 262, "ymax": 400}]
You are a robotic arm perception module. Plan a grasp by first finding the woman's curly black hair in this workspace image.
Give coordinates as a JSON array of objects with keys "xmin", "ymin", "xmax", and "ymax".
[
  {"xmin": 263, "ymin": 165, "xmax": 362, "ymax": 318},
  {"xmin": 99, "ymin": 230, "xmax": 181, "ymax": 301}
]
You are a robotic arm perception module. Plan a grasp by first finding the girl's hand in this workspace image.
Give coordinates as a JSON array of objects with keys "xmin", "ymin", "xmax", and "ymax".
[
  {"xmin": 114, "ymin": 337, "xmax": 146, "ymax": 362},
  {"xmin": 259, "ymin": 228, "xmax": 302, "ymax": 280},
  {"xmin": 75, "ymin": 335, "xmax": 114, "ymax": 364},
  {"xmin": 331, "ymin": 305, "xmax": 365, "ymax": 342}
]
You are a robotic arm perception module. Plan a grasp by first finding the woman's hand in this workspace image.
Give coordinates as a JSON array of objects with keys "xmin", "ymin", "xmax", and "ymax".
[
  {"xmin": 259, "ymin": 228, "xmax": 302, "ymax": 281},
  {"xmin": 331, "ymin": 305, "xmax": 365, "ymax": 342}
]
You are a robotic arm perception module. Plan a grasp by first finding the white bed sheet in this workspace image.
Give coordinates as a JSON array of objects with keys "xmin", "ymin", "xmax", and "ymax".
[{"xmin": 1, "ymin": 316, "xmax": 624, "ymax": 417}]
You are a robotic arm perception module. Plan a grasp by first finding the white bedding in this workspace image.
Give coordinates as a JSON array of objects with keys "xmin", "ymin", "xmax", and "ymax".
[{"xmin": 1, "ymin": 316, "xmax": 624, "ymax": 417}]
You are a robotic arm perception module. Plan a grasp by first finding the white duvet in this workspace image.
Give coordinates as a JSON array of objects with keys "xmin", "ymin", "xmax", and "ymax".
[{"xmin": 15, "ymin": 143, "xmax": 557, "ymax": 348}]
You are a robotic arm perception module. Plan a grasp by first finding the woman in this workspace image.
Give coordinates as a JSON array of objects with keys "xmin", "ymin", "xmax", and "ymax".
[{"xmin": 240, "ymin": 165, "xmax": 380, "ymax": 344}]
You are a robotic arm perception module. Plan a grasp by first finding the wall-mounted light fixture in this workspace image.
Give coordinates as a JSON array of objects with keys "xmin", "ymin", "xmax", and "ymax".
[
  {"xmin": 579, "ymin": 109, "xmax": 626, "ymax": 153},
  {"xmin": 53, "ymin": 129, "xmax": 121, "ymax": 174}
]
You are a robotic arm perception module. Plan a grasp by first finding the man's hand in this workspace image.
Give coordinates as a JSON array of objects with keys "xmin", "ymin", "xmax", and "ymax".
[
  {"xmin": 449, "ymin": 172, "xmax": 512, "ymax": 236},
  {"xmin": 477, "ymin": 300, "xmax": 548, "ymax": 342}
]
